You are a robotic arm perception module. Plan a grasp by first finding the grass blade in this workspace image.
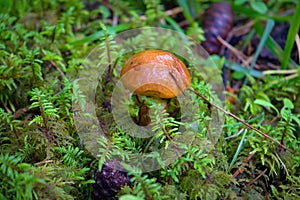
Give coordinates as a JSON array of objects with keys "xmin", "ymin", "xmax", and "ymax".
[
  {"xmin": 243, "ymin": 19, "xmax": 274, "ymax": 85},
  {"xmin": 254, "ymin": 21, "xmax": 297, "ymax": 68},
  {"xmin": 281, "ymin": 2, "xmax": 300, "ymax": 69},
  {"xmin": 177, "ymin": 0, "xmax": 194, "ymax": 24},
  {"xmin": 225, "ymin": 61, "xmax": 265, "ymax": 78},
  {"xmin": 229, "ymin": 129, "xmax": 248, "ymax": 169},
  {"xmin": 164, "ymin": 16, "xmax": 187, "ymax": 40}
]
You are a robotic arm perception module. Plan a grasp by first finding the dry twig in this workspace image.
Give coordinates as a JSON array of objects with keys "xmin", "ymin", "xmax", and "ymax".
[
  {"xmin": 275, "ymin": 152, "xmax": 289, "ymax": 176},
  {"xmin": 232, "ymin": 153, "xmax": 255, "ymax": 178},
  {"xmin": 217, "ymin": 36, "xmax": 261, "ymax": 70},
  {"xmin": 225, "ymin": 128, "xmax": 245, "ymax": 140},
  {"xmin": 246, "ymin": 168, "xmax": 268, "ymax": 187}
]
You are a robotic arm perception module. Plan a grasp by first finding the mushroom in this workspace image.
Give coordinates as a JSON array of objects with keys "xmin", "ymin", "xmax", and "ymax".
[{"xmin": 120, "ymin": 49, "xmax": 191, "ymax": 126}]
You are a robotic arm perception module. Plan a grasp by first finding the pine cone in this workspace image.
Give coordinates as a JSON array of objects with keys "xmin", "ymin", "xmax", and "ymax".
[{"xmin": 91, "ymin": 160, "xmax": 131, "ymax": 200}]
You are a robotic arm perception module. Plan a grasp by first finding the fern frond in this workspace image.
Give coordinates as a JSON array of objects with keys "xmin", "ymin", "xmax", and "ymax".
[
  {"xmin": 54, "ymin": 146, "xmax": 85, "ymax": 167},
  {"xmin": 0, "ymin": 153, "xmax": 45, "ymax": 200}
]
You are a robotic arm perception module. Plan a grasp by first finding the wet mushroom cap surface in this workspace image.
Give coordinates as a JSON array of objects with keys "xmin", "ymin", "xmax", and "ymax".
[{"xmin": 121, "ymin": 50, "xmax": 191, "ymax": 99}]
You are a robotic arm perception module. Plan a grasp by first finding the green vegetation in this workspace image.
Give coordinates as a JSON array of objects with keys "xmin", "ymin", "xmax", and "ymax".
[{"xmin": 0, "ymin": 0, "xmax": 299, "ymax": 199}]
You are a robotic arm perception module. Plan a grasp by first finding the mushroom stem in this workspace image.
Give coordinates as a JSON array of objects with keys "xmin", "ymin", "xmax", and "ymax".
[
  {"xmin": 135, "ymin": 96, "xmax": 168, "ymax": 126},
  {"xmin": 137, "ymin": 104, "xmax": 151, "ymax": 126}
]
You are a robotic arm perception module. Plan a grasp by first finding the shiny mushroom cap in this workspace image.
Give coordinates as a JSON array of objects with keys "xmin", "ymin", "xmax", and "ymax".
[{"xmin": 121, "ymin": 50, "xmax": 191, "ymax": 99}]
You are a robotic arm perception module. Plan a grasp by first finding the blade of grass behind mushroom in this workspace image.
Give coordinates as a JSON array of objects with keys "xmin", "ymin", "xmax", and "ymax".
[
  {"xmin": 242, "ymin": 18, "xmax": 274, "ymax": 86},
  {"xmin": 224, "ymin": 61, "xmax": 265, "ymax": 78},
  {"xmin": 281, "ymin": 2, "xmax": 300, "ymax": 69},
  {"xmin": 176, "ymin": 0, "xmax": 198, "ymax": 25},
  {"xmin": 254, "ymin": 21, "xmax": 298, "ymax": 68},
  {"xmin": 163, "ymin": 16, "xmax": 187, "ymax": 41}
]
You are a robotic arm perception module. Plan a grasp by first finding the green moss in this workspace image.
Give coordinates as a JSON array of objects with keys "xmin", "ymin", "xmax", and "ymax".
[{"xmin": 0, "ymin": 0, "xmax": 300, "ymax": 199}]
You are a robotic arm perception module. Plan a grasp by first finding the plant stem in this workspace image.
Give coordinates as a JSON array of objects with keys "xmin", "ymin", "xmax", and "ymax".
[{"xmin": 39, "ymin": 99, "xmax": 53, "ymax": 143}]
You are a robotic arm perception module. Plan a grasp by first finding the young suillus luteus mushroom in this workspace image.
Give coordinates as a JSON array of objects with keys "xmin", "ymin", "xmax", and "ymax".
[
  {"xmin": 119, "ymin": 49, "xmax": 300, "ymax": 157},
  {"xmin": 120, "ymin": 49, "xmax": 191, "ymax": 126}
]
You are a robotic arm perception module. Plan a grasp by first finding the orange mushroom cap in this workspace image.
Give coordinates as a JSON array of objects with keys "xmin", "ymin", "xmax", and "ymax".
[{"xmin": 121, "ymin": 50, "xmax": 191, "ymax": 99}]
